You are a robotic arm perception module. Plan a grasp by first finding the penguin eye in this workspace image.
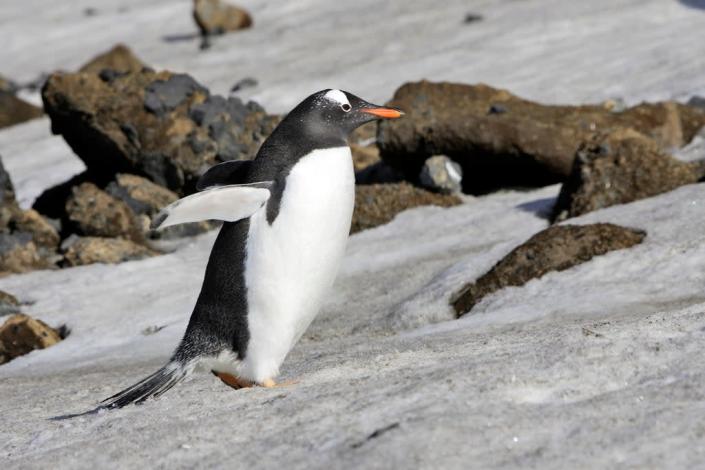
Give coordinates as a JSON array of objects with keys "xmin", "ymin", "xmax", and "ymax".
[{"xmin": 340, "ymin": 103, "xmax": 352, "ymax": 112}]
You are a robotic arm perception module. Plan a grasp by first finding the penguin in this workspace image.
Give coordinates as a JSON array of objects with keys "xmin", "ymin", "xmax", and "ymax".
[{"xmin": 99, "ymin": 89, "xmax": 403, "ymax": 408}]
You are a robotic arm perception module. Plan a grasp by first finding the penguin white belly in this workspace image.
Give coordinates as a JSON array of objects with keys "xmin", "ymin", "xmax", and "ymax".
[{"xmin": 240, "ymin": 147, "xmax": 354, "ymax": 382}]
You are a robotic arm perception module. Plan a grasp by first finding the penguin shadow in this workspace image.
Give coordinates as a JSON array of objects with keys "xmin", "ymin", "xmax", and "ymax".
[
  {"xmin": 515, "ymin": 196, "xmax": 557, "ymax": 220},
  {"xmin": 679, "ymin": 0, "xmax": 705, "ymax": 9},
  {"xmin": 161, "ymin": 32, "xmax": 200, "ymax": 43}
]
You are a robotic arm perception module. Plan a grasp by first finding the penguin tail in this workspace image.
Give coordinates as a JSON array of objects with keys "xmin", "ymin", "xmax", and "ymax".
[{"xmin": 99, "ymin": 362, "xmax": 189, "ymax": 410}]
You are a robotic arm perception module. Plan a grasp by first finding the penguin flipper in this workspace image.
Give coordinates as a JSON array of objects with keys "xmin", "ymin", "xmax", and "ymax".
[
  {"xmin": 196, "ymin": 160, "xmax": 253, "ymax": 191},
  {"xmin": 151, "ymin": 182, "xmax": 272, "ymax": 230}
]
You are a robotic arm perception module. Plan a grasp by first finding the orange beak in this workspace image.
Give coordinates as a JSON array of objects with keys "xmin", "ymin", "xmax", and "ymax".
[{"xmin": 360, "ymin": 107, "xmax": 405, "ymax": 119}]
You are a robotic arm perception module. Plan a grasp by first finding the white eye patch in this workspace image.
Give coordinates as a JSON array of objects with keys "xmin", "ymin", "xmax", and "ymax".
[{"xmin": 323, "ymin": 89, "xmax": 350, "ymax": 107}]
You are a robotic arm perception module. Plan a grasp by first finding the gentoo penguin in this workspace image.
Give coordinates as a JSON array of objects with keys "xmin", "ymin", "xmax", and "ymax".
[{"xmin": 100, "ymin": 89, "xmax": 403, "ymax": 408}]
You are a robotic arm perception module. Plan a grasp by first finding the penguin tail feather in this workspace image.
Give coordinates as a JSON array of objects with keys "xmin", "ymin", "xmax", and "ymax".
[{"xmin": 100, "ymin": 361, "xmax": 189, "ymax": 410}]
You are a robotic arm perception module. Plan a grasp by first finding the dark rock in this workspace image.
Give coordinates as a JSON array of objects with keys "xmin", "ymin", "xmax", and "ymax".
[
  {"xmin": 0, "ymin": 314, "xmax": 62, "ymax": 365},
  {"xmin": 41, "ymin": 69, "xmax": 274, "ymax": 194},
  {"xmin": 552, "ymin": 128, "xmax": 704, "ymax": 221},
  {"xmin": 689, "ymin": 96, "xmax": 705, "ymax": 112},
  {"xmin": 378, "ymin": 81, "xmax": 705, "ymax": 193},
  {"xmin": 230, "ymin": 77, "xmax": 258, "ymax": 93},
  {"xmin": 193, "ymin": 0, "xmax": 253, "ymax": 36},
  {"xmin": 352, "ymin": 182, "xmax": 461, "ymax": 233},
  {"xmin": 62, "ymin": 236, "xmax": 157, "ymax": 267},
  {"xmin": 144, "ymin": 74, "xmax": 208, "ymax": 117},
  {"xmin": 65, "ymin": 183, "xmax": 144, "ymax": 243},
  {"xmin": 0, "ymin": 92, "xmax": 43, "ymax": 129},
  {"xmin": 419, "ymin": 155, "xmax": 463, "ymax": 194},
  {"xmin": 0, "ymin": 290, "xmax": 20, "ymax": 317},
  {"xmin": 452, "ymin": 223, "xmax": 646, "ymax": 316},
  {"xmin": 78, "ymin": 44, "xmax": 146, "ymax": 75},
  {"xmin": 463, "ymin": 13, "xmax": 484, "ymax": 24}
]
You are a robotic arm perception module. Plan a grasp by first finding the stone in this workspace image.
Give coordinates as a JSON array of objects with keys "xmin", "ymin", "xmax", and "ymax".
[
  {"xmin": 41, "ymin": 69, "xmax": 274, "ymax": 194},
  {"xmin": 0, "ymin": 75, "xmax": 18, "ymax": 94},
  {"xmin": 378, "ymin": 81, "xmax": 705, "ymax": 193},
  {"xmin": 351, "ymin": 144, "xmax": 381, "ymax": 172},
  {"xmin": 106, "ymin": 173, "xmax": 218, "ymax": 239},
  {"xmin": 0, "ymin": 314, "xmax": 62, "ymax": 365},
  {"xmin": 352, "ymin": 182, "xmax": 461, "ymax": 233},
  {"xmin": 451, "ymin": 223, "xmax": 646, "ymax": 316},
  {"xmin": 62, "ymin": 236, "xmax": 157, "ymax": 267},
  {"xmin": 11, "ymin": 209, "xmax": 60, "ymax": 250},
  {"xmin": 193, "ymin": 0, "xmax": 253, "ymax": 36},
  {"xmin": 78, "ymin": 44, "xmax": 146, "ymax": 75},
  {"xmin": 688, "ymin": 95, "xmax": 705, "ymax": 112},
  {"xmin": 0, "ymin": 290, "xmax": 20, "ymax": 316},
  {"xmin": 0, "ymin": 92, "xmax": 43, "ymax": 129},
  {"xmin": 65, "ymin": 183, "xmax": 144, "ymax": 243},
  {"xmin": 419, "ymin": 155, "xmax": 463, "ymax": 194},
  {"xmin": 552, "ymin": 129, "xmax": 704, "ymax": 221}
]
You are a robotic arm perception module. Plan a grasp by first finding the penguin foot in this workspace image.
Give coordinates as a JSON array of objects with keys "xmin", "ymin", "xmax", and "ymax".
[
  {"xmin": 260, "ymin": 378, "xmax": 299, "ymax": 388},
  {"xmin": 213, "ymin": 371, "xmax": 254, "ymax": 389}
]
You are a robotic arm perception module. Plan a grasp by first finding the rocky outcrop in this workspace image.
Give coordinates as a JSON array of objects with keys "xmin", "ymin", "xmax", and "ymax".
[
  {"xmin": 41, "ymin": 69, "xmax": 274, "ymax": 194},
  {"xmin": 419, "ymin": 155, "xmax": 463, "ymax": 194},
  {"xmin": 193, "ymin": 0, "xmax": 252, "ymax": 36},
  {"xmin": 65, "ymin": 183, "xmax": 144, "ymax": 243},
  {"xmin": 452, "ymin": 224, "xmax": 646, "ymax": 316},
  {"xmin": 62, "ymin": 236, "xmax": 157, "ymax": 267},
  {"xmin": 352, "ymin": 183, "xmax": 461, "ymax": 233},
  {"xmin": 78, "ymin": 44, "xmax": 146, "ymax": 75},
  {"xmin": 0, "ymin": 92, "xmax": 43, "ymax": 129},
  {"xmin": 552, "ymin": 129, "xmax": 704, "ymax": 221},
  {"xmin": 0, "ymin": 313, "xmax": 62, "ymax": 365},
  {"xmin": 378, "ymin": 81, "xmax": 705, "ymax": 193}
]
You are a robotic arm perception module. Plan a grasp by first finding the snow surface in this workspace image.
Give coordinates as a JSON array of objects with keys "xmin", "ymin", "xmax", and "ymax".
[{"xmin": 2, "ymin": 0, "xmax": 705, "ymax": 468}]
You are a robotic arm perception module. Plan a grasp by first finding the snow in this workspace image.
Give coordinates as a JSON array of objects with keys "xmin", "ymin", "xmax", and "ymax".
[{"xmin": 2, "ymin": 0, "xmax": 705, "ymax": 468}]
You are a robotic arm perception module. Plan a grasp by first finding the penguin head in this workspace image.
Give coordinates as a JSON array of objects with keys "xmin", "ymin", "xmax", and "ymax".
[{"xmin": 289, "ymin": 89, "xmax": 404, "ymax": 140}]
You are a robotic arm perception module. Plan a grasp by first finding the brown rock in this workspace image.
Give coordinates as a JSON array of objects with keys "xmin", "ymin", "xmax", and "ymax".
[
  {"xmin": 552, "ymin": 129, "xmax": 704, "ymax": 221},
  {"xmin": 11, "ymin": 208, "xmax": 60, "ymax": 249},
  {"xmin": 0, "ymin": 235, "xmax": 51, "ymax": 275},
  {"xmin": 0, "ymin": 92, "xmax": 43, "ymax": 129},
  {"xmin": 0, "ymin": 75, "xmax": 18, "ymax": 94},
  {"xmin": 41, "ymin": 69, "xmax": 274, "ymax": 194},
  {"xmin": 378, "ymin": 81, "xmax": 705, "ymax": 193},
  {"xmin": 193, "ymin": 0, "xmax": 252, "ymax": 36},
  {"xmin": 0, "ymin": 314, "xmax": 61, "ymax": 365},
  {"xmin": 62, "ymin": 236, "xmax": 157, "ymax": 267},
  {"xmin": 352, "ymin": 182, "xmax": 461, "ymax": 233},
  {"xmin": 78, "ymin": 43, "xmax": 146, "ymax": 74},
  {"xmin": 0, "ymin": 290, "xmax": 20, "ymax": 316},
  {"xmin": 351, "ymin": 144, "xmax": 381, "ymax": 172},
  {"xmin": 451, "ymin": 223, "xmax": 646, "ymax": 316},
  {"xmin": 65, "ymin": 183, "xmax": 144, "ymax": 243}
]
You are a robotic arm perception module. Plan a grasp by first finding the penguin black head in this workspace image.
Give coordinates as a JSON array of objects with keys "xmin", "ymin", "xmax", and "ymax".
[{"xmin": 285, "ymin": 89, "xmax": 404, "ymax": 141}]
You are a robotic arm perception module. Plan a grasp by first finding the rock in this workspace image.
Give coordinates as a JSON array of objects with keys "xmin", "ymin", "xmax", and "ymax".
[
  {"xmin": 352, "ymin": 182, "xmax": 461, "ymax": 233},
  {"xmin": 0, "ymin": 75, "xmax": 18, "ymax": 94},
  {"xmin": 419, "ymin": 155, "xmax": 463, "ymax": 194},
  {"xmin": 106, "ymin": 173, "xmax": 217, "ymax": 239},
  {"xmin": 65, "ymin": 183, "xmax": 144, "ymax": 243},
  {"xmin": 42, "ymin": 69, "xmax": 274, "ymax": 194},
  {"xmin": 351, "ymin": 144, "xmax": 381, "ymax": 172},
  {"xmin": 0, "ymin": 157, "xmax": 60, "ymax": 273},
  {"xmin": 0, "ymin": 290, "xmax": 20, "ymax": 316},
  {"xmin": 451, "ymin": 223, "xmax": 646, "ymax": 316},
  {"xmin": 78, "ymin": 44, "xmax": 146, "ymax": 75},
  {"xmin": 0, "ymin": 314, "xmax": 62, "ymax": 365},
  {"xmin": 62, "ymin": 236, "xmax": 157, "ymax": 267},
  {"xmin": 0, "ymin": 234, "xmax": 52, "ymax": 275},
  {"xmin": 0, "ymin": 92, "xmax": 43, "ymax": 129},
  {"xmin": 378, "ymin": 81, "xmax": 705, "ymax": 193},
  {"xmin": 230, "ymin": 77, "xmax": 258, "ymax": 93},
  {"xmin": 106, "ymin": 173, "xmax": 178, "ymax": 215},
  {"xmin": 193, "ymin": 0, "xmax": 253, "ymax": 36},
  {"xmin": 552, "ymin": 129, "xmax": 704, "ymax": 221},
  {"xmin": 688, "ymin": 96, "xmax": 705, "ymax": 112}
]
